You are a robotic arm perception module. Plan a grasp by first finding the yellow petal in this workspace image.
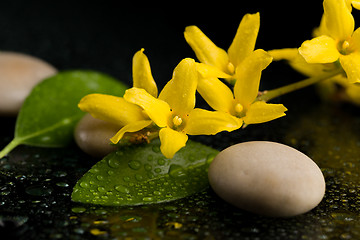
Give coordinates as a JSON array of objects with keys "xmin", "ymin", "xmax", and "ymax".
[
  {"xmin": 132, "ymin": 48, "xmax": 158, "ymax": 97},
  {"xmin": 184, "ymin": 108, "xmax": 242, "ymax": 135},
  {"xmin": 110, "ymin": 120, "xmax": 153, "ymax": 144},
  {"xmin": 234, "ymin": 49, "xmax": 272, "ymax": 106},
  {"xmin": 124, "ymin": 88, "xmax": 170, "ymax": 128},
  {"xmin": 158, "ymin": 58, "xmax": 197, "ymax": 115},
  {"xmin": 228, "ymin": 13, "xmax": 260, "ymax": 67},
  {"xmin": 299, "ymin": 35, "xmax": 340, "ymax": 63},
  {"xmin": 159, "ymin": 128, "xmax": 188, "ymax": 159},
  {"xmin": 197, "ymin": 76, "xmax": 234, "ymax": 112},
  {"xmin": 184, "ymin": 26, "xmax": 230, "ymax": 73},
  {"xmin": 349, "ymin": 27, "xmax": 360, "ymax": 52},
  {"xmin": 243, "ymin": 101, "xmax": 287, "ymax": 125},
  {"xmin": 352, "ymin": 1, "xmax": 360, "ymax": 10},
  {"xmin": 313, "ymin": 15, "xmax": 330, "ymax": 37},
  {"xmin": 323, "ymin": 0, "xmax": 354, "ymax": 40},
  {"xmin": 196, "ymin": 62, "xmax": 232, "ymax": 79},
  {"xmin": 78, "ymin": 93, "xmax": 145, "ymax": 126},
  {"xmin": 268, "ymin": 48, "xmax": 299, "ymax": 61},
  {"xmin": 340, "ymin": 53, "xmax": 360, "ymax": 83}
]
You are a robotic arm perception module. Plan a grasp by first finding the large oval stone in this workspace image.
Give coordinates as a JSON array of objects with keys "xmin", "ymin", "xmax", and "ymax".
[{"xmin": 208, "ymin": 141, "xmax": 325, "ymax": 217}]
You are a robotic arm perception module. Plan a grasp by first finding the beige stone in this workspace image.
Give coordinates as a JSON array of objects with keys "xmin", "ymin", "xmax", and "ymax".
[
  {"xmin": 208, "ymin": 141, "xmax": 325, "ymax": 217},
  {"xmin": 74, "ymin": 114, "xmax": 119, "ymax": 158},
  {"xmin": 0, "ymin": 51, "xmax": 57, "ymax": 115}
]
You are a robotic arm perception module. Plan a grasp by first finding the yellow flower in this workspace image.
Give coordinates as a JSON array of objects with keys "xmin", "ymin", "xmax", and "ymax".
[
  {"xmin": 124, "ymin": 58, "xmax": 241, "ymax": 159},
  {"xmin": 270, "ymin": 48, "xmax": 360, "ymax": 105},
  {"xmin": 196, "ymin": 49, "xmax": 287, "ymax": 125},
  {"xmin": 184, "ymin": 13, "xmax": 260, "ymax": 83},
  {"xmin": 299, "ymin": 0, "xmax": 360, "ymax": 83},
  {"xmin": 78, "ymin": 49, "xmax": 156, "ymax": 144}
]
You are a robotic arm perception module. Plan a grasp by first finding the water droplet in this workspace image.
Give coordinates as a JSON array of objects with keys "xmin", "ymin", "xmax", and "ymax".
[
  {"xmin": 152, "ymin": 145, "xmax": 160, "ymax": 153},
  {"xmin": 168, "ymin": 164, "xmax": 187, "ymax": 178},
  {"xmin": 98, "ymin": 186, "xmax": 106, "ymax": 192},
  {"xmin": 56, "ymin": 182, "xmax": 69, "ymax": 187},
  {"xmin": 142, "ymin": 197, "xmax": 153, "ymax": 202},
  {"xmin": 53, "ymin": 171, "xmax": 67, "ymax": 177},
  {"xmin": 144, "ymin": 164, "xmax": 152, "ymax": 171},
  {"xmin": 96, "ymin": 175, "xmax": 104, "ymax": 181},
  {"xmin": 25, "ymin": 185, "xmax": 53, "ymax": 196},
  {"xmin": 128, "ymin": 160, "xmax": 141, "ymax": 170},
  {"xmin": 153, "ymin": 191, "xmax": 161, "ymax": 196},
  {"xmin": 107, "ymin": 170, "xmax": 114, "ymax": 176},
  {"xmin": 123, "ymin": 176, "xmax": 131, "ymax": 182},
  {"xmin": 157, "ymin": 159, "xmax": 166, "ymax": 166},
  {"xmin": 89, "ymin": 168, "xmax": 100, "ymax": 173},
  {"xmin": 135, "ymin": 174, "xmax": 144, "ymax": 181},
  {"xmin": 115, "ymin": 185, "xmax": 130, "ymax": 194},
  {"xmin": 80, "ymin": 182, "xmax": 89, "ymax": 188},
  {"xmin": 15, "ymin": 175, "xmax": 26, "ymax": 180},
  {"xmin": 108, "ymin": 158, "xmax": 121, "ymax": 168}
]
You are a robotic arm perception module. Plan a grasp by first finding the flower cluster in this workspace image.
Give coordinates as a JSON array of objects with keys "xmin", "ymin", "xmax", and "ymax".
[
  {"xmin": 78, "ymin": 13, "xmax": 288, "ymax": 158},
  {"xmin": 270, "ymin": 0, "xmax": 360, "ymax": 104},
  {"xmin": 79, "ymin": 0, "xmax": 358, "ymax": 158}
]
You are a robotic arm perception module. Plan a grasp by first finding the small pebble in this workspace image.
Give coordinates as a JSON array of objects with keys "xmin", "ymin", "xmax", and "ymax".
[
  {"xmin": 74, "ymin": 114, "xmax": 119, "ymax": 158},
  {"xmin": 0, "ymin": 51, "xmax": 57, "ymax": 115},
  {"xmin": 208, "ymin": 141, "xmax": 325, "ymax": 217}
]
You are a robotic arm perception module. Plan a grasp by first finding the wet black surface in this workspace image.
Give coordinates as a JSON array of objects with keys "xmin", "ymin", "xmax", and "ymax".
[
  {"xmin": 3, "ymin": 96, "xmax": 360, "ymax": 239},
  {"xmin": 2, "ymin": 1, "xmax": 360, "ymax": 239}
]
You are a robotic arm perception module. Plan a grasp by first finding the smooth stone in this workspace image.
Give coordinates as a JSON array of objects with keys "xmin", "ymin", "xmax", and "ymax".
[
  {"xmin": 74, "ymin": 114, "xmax": 119, "ymax": 158},
  {"xmin": 208, "ymin": 141, "xmax": 325, "ymax": 217},
  {"xmin": 0, "ymin": 51, "xmax": 57, "ymax": 115}
]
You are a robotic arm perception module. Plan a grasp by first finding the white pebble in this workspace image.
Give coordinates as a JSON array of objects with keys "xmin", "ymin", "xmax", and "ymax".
[
  {"xmin": 74, "ymin": 114, "xmax": 119, "ymax": 158},
  {"xmin": 0, "ymin": 51, "xmax": 57, "ymax": 115},
  {"xmin": 208, "ymin": 141, "xmax": 325, "ymax": 217}
]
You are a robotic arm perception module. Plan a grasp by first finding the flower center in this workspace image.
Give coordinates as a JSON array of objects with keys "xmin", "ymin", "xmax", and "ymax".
[
  {"xmin": 172, "ymin": 115, "xmax": 183, "ymax": 127},
  {"xmin": 338, "ymin": 40, "xmax": 352, "ymax": 55},
  {"xmin": 234, "ymin": 103, "xmax": 243, "ymax": 113},
  {"xmin": 227, "ymin": 62, "xmax": 235, "ymax": 75}
]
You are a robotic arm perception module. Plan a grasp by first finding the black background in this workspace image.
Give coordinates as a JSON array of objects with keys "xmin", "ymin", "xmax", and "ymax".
[{"xmin": 0, "ymin": 1, "xmax": 326, "ymax": 90}]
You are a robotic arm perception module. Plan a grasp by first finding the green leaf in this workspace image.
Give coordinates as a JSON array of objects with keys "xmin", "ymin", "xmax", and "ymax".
[
  {"xmin": 71, "ymin": 139, "xmax": 218, "ymax": 206},
  {"xmin": 0, "ymin": 70, "xmax": 128, "ymax": 158}
]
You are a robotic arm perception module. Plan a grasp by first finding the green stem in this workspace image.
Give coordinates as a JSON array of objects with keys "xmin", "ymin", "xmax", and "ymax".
[
  {"xmin": 257, "ymin": 69, "xmax": 343, "ymax": 102},
  {"xmin": 0, "ymin": 138, "xmax": 21, "ymax": 159}
]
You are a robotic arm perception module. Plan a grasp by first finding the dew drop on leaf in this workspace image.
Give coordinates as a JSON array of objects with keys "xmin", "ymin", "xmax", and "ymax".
[
  {"xmin": 96, "ymin": 175, "xmax": 104, "ymax": 181},
  {"xmin": 80, "ymin": 182, "xmax": 89, "ymax": 188},
  {"xmin": 108, "ymin": 158, "xmax": 121, "ymax": 168},
  {"xmin": 114, "ymin": 185, "xmax": 130, "ymax": 194},
  {"xmin": 142, "ymin": 197, "xmax": 153, "ymax": 202},
  {"xmin": 152, "ymin": 145, "xmax": 160, "ymax": 153},
  {"xmin": 168, "ymin": 164, "xmax": 187, "ymax": 178},
  {"xmin": 128, "ymin": 160, "xmax": 141, "ymax": 170}
]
